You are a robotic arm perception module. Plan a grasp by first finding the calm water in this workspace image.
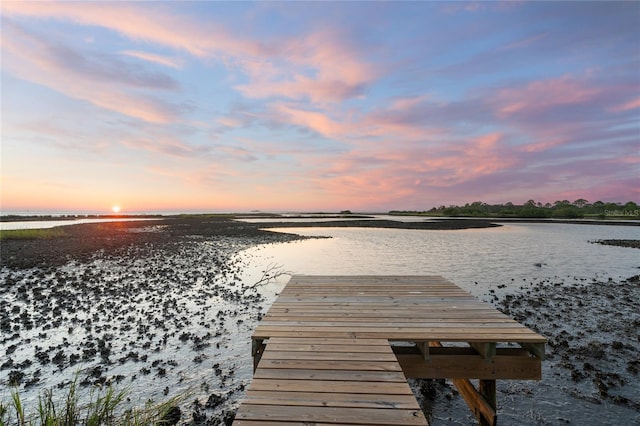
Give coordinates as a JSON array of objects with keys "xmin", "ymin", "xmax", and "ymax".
[
  {"xmin": 246, "ymin": 222, "xmax": 640, "ymax": 298},
  {"xmin": 0, "ymin": 218, "xmax": 160, "ymax": 230}
]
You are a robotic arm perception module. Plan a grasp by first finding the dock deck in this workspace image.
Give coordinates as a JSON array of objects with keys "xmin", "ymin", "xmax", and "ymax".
[{"xmin": 234, "ymin": 275, "xmax": 546, "ymax": 425}]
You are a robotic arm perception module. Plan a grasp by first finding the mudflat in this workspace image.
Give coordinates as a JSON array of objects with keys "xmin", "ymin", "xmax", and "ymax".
[{"xmin": 2, "ymin": 216, "xmax": 638, "ymax": 424}]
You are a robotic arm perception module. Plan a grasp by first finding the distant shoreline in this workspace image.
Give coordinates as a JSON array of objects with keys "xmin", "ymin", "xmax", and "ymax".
[
  {"xmin": 0, "ymin": 214, "xmax": 163, "ymax": 222},
  {"xmin": 1, "ymin": 213, "xmax": 639, "ymax": 226}
]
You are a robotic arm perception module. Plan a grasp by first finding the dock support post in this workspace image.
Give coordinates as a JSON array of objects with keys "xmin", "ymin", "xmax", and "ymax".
[
  {"xmin": 479, "ymin": 379, "xmax": 497, "ymax": 426},
  {"xmin": 417, "ymin": 341, "xmax": 430, "ymax": 360},
  {"xmin": 470, "ymin": 342, "xmax": 496, "ymax": 360},
  {"xmin": 452, "ymin": 378, "xmax": 497, "ymax": 426},
  {"xmin": 251, "ymin": 338, "xmax": 265, "ymax": 372}
]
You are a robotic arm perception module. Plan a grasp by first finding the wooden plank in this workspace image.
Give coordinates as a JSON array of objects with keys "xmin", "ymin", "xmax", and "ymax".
[
  {"xmin": 269, "ymin": 303, "xmax": 502, "ymax": 309},
  {"xmin": 253, "ymin": 368, "xmax": 408, "ymax": 382},
  {"xmin": 272, "ymin": 298, "xmax": 480, "ymax": 304},
  {"xmin": 257, "ymin": 358, "xmax": 403, "ymax": 371},
  {"xmin": 235, "ymin": 404, "xmax": 428, "ymax": 425},
  {"xmin": 264, "ymin": 343, "xmax": 393, "ymax": 353},
  {"xmin": 254, "ymin": 326, "xmax": 545, "ymax": 341},
  {"xmin": 259, "ymin": 322, "xmax": 526, "ymax": 329},
  {"xmin": 265, "ymin": 337, "xmax": 390, "ymax": 345},
  {"xmin": 267, "ymin": 304, "xmax": 500, "ymax": 310},
  {"xmin": 248, "ymin": 378, "xmax": 415, "ymax": 395},
  {"xmin": 233, "ymin": 421, "xmax": 363, "ymax": 426},
  {"xmin": 244, "ymin": 390, "xmax": 421, "ymax": 409},
  {"xmin": 265, "ymin": 312, "xmax": 514, "ymax": 318},
  {"xmin": 255, "ymin": 325, "xmax": 542, "ymax": 334},
  {"xmin": 260, "ymin": 350, "xmax": 398, "ymax": 361},
  {"xmin": 254, "ymin": 329, "xmax": 546, "ymax": 342}
]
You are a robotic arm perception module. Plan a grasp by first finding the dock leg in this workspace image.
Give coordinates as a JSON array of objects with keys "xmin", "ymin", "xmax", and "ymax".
[
  {"xmin": 252, "ymin": 338, "xmax": 265, "ymax": 372},
  {"xmin": 479, "ymin": 379, "xmax": 497, "ymax": 426},
  {"xmin": 451, "ymin": 378, "xmax": 497, "ymax": 426}
]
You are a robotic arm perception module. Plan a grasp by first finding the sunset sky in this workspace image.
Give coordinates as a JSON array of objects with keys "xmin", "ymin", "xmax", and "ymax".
[{"xmin": 1, "ymin": 1, "xmax": 638, "ymax": 213}]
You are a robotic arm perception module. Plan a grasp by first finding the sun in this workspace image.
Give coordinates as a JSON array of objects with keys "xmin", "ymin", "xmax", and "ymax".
[{"xmin": 111, "ymin": 205, "xmax": 121, "ymax": 213}]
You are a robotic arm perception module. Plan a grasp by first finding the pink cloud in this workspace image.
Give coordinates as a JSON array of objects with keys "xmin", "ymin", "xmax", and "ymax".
[
  {"xmin": 305, "ymin": 162, "xmax": 420, "ymax": 209},
  {"xmin": 121, "ymin": 136, "xmax": 204, "ymax": 158},
  {"xmin": 610, "ymin": 98, "xmax": 640, "ymax": 112},
  {"xmin": 499, "ymin": 32, "xmax": 548, "ymax": 51},
  {"xmin": 495, "ymin": 75, "xmax": 602, "ymax": 118},
  {"xmin": 120, "ymin": 50, "xmax": 183, "ymax": 69},
  {"xmin": 289, "ymin": 131, "xmax": 522, "ymax": 209},
  {"xmin": 265, "ymin": 102, "xmax": 441, "ymax": 147},
  {"xmin": 265, "ymin": 94, "xmax": 446, "ymax": 145},
  {"xmin": 3, "ymin": 2, "xmax": 375, "ymax": 108},
  {"xmin": 235, "ymin": 29, "xmax": 374, "ymax": 103},
  {"xmin": 359, "ymin": 97, "xmax": 446, "ymax": 142},
  {"xmin": 388, "ymin": 95, "xmax": 431, "ymax": 111},
  {"xmin": 2, "ymin": 21, "xmax": 182, "ymax": 123},
  {"xmin": 418, "ymin": 133, "xmax": 516, "ymax": 183},
  {"xmin": 271, "ymin": 104, "xmax": 352, "ymax": 138},
  {"xmin": 520, "ymin": 138, "xmax": 565, "ymax": 153},
  {"xmin": 443, "ymin": 2, "xmax": 487, "ymax": 14},
  {"xmin": 1, "ymin": 1, "xmax": 266, "ymax": 58},
  {"xmin": 238, "ymin": 76, "xmax": 365, "ymax": 104}
]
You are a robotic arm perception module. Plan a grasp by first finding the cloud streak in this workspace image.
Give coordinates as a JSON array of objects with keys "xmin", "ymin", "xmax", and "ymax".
[
  {"xmin": 120, "ymin": 50, "xmax": 184, "ymax": 69},
  {"xmin": 2, "ymin": 20, "xmax": 183, "ymax": 123},
  {"xmin": 1, "ymin": 1, "xmax": 267, "ymax": 58}
]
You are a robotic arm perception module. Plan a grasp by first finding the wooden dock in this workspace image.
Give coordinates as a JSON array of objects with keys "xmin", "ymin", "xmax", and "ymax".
[{"xmin": 234, "ymin": 275, "xmax": 546, "ymax": 425}]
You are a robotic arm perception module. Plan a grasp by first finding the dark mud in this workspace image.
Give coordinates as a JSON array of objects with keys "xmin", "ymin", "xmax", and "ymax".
[
  {"xmin": 1, "ymin": 217, "xmax": 308, "ymax": 424},
  {"xmin": 498, "ymin": 275, "xmax": 640, "ymax": 411},
  {"xmin": 413, "ymin": 275, "xmax": 640, "ymax": 425},
  {"xmin": 259, "ymin": 218, "xmax": 501, "ymax": 230},
  {"xmin": 0, "ymin": 217, "xmax": 304, "ymax": 270},
  {"xmin": 590, "ymin": 239, "xmax": 640, "ymax": 249}
]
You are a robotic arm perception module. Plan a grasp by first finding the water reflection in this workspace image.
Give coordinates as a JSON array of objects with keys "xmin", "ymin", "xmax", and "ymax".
[
  {"xmin": 244, "ymin": 223, "xmax": 640, "ymax": 298},
  {"xmin": 0, "ymin": 218, "xmax": 160, "ymax": 230}
]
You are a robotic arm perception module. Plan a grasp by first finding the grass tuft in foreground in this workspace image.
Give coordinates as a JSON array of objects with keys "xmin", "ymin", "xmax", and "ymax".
[
  {"xmin": 0, "ymin": 228, "xmax": 68, "ymax": 240},
  {"xmin": 0, "ymin": 377, "xmax": 188, "ymax": 426}
]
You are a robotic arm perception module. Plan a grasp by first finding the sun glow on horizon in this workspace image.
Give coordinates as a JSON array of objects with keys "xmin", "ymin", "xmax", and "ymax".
[{"xmin": 111, "ymin": 205, "xmax": 121, "ymax": 213}]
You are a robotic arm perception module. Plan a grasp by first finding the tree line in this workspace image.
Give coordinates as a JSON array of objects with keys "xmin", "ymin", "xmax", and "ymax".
[{"xmin": 390, "ymin": 199, "xmax": 640, "ymax": 219}]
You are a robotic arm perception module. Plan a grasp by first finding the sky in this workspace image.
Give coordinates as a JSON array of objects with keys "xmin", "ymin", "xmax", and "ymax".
[{"xmin": 1, "ymin": 1, "xmax": 639, "ymax": 214}]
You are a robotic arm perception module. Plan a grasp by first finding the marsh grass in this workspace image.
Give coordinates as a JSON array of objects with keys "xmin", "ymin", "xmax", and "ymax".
[
  {"xmin": 0, "ymin": 377, "xmax": 189, "ymax": 426},
  {"xmin": 0, "ymin": 228, "xmax": 68, "ymax": 240}
]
